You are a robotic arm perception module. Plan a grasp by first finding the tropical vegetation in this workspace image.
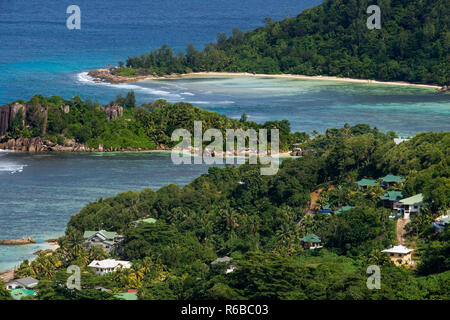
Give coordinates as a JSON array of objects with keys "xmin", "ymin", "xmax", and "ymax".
[{"xmin": 118, "ymin": 0, "xmax": 450, "ymax": 85}]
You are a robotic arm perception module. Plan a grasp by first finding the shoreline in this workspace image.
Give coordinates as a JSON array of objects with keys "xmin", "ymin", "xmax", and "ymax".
[
  {"xmin": 88, "ymin": 69, "xmax": 444, "ymax": 91},
  {"xmin": 0, "ymin": 147, "xmax": 292, "ymax": 158},
  {"xmin": 0, "ymin": 239, "xmax": 59, "ymax": 278}
]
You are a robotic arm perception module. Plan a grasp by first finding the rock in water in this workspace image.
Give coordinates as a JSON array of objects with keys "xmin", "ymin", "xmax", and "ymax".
[{"xmin": 0, "ymin": 237, "xmax": 36, "ymax": 245}]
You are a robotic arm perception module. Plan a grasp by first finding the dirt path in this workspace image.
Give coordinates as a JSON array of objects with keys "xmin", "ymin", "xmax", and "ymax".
[
  {"xmin": 305, "ymin": 188, "xmax": 323, "ymax": 216},
  {"xmin": 396, "ymin": 217, "xmax": 410, "ymax": 245}
]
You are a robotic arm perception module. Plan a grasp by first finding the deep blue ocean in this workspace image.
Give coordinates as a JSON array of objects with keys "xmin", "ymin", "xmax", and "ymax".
[{"xmin": 0, "ymin": 0, "xmax": 449, "ymax": 271}]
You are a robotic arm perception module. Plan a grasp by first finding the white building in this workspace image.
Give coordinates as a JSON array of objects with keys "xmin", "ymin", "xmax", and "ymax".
[
  {"xmin": 382, "ymin": 245, "xmax": 414, "ymax": 266},
  {"xmin": 88, "ymin": 259, "xmax": 132, "ymax": 275},
  {"xmin": 5, "ymin": 277, "xmax": 39, "ymax": 290},
  {"xmin": 398, "ymin": 194, "xmax": 423, "ymax": 219}
]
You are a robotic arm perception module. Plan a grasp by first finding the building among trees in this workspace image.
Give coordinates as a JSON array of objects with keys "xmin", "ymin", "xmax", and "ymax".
[{"xmin": 382, "ymin": 246, "xmax": 414, "ymax": 266}]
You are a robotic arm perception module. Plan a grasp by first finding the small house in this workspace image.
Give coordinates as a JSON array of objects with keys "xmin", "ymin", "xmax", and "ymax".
[
  {"xmin": 88, "ymin": 259, "xmax": 132, "ymax": 275},
  {"xmin": 318, "ymin": 204, "xmax": 332, "ymax": 214},
  {"xmin": 290, "ymin": 143, "xmax": 302, "ymax": 156},
  {"xmin": 433, "ymin": 214, "xmax": 449, "ymax": 233},
  {"xmin": 5, "ymin": 277, "xmax": 39, "ymax": 290},
  {"xmin": 83, "ymin": 230, "xmax": 123, "ymax": 253},
  {"xmin": 380, "ymin": 191, "xmax": 403, "ymax": 210},
  {"xmin": 356, "ymin": 178, "xmax": 378, "ymax": 189},
  {"xmin": 398, "ymin": 194, "xmax": 423, "ymax": 219},
  {"xmin": 211, "ymin": 256, "xmax": 235, "ymax": 274},
  {"xmin": 380, "ymin": 174, "xmax": 405, "ymax": 188},
  {"xmin": 300, "ymin": 234, "xmax": 323, "ymax": 249},
  {"xmin": 382, "ymin": 245, "xmax": 414, "ymax": 266}
]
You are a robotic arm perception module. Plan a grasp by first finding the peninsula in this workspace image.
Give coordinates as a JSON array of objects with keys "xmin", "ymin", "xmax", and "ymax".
[
  {"xmin": 0, "ymin": 94, "xmax": 302, "ymax": 153},
  {"xmin": 89, "ymin": 0, "xmax": 448, "ymax": 90}
]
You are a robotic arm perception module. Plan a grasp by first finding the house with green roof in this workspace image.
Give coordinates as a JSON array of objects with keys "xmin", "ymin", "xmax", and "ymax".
[
  {"xmin": 83, "ymin": 230, "xmax": 123, "ymax": 253},
  {"xmin": 380, "ymin": 174, "xmax": 405, "ymax": 188},
  {"xmin": 114, "ymin": 292, "xmax": 138, "ymax": 300},
  {"xmin": 380, "ymin": 191, "xmax": 403, "ymax": 210},
  {"xmin": 334, "ymin": 206, "xmax": 354, "ymax": 215},
  {"xmin": 300, "ymin": 233, "xmax": 323, "ymax": 250},
  {"xmin": 433, "ymin": 214, "xmax": 450, "ymax": 233},
  {"xmin": 356, "ymin": 178, "xmax": 378, "ymax": 188},
  {"xmin": 398, "ymin": 194, "xmax": 423, "ymax": 219},
  {"xmin": 132, "ymin": 217, "xmax": 157, "ymax": 227}
]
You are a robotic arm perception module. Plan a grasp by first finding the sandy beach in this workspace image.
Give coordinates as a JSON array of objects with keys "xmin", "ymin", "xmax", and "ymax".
[
  {"xmin": 174, "ymin": 72, "xmax": 442, "ymax": 90},
  {"xmin": 88, "ymin": 69, "xmax": 443, "ymax": 90}
]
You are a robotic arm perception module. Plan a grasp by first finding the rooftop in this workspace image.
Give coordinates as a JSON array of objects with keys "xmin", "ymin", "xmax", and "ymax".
[
  {"xmin": 83, "ymin": 230, "xmax": 119, "ymax": 240},
  {"xmin": 88, "ymin": 259, "xmax": 131, "ymax": 269},
  {"xmin": 382, "ymin": 245, "xmax": 413, "ymax": 254},
  {"xmin": 380, "ymin": 191, "xmax": 403, "ymax": 202},
  {"xmin": 7, "ymin": 276, "xmax": 39, "ymax": 288},
  {"xmin": 300, "ymin": 233, "xmax": 322, "ymax": 243},
  {"xmin": 399, "ymin": 193, "xmax": 423, "ymax": 205},
  {"xmin": 381, "ymin": 174, "xmax": 405, "ymax": 183},
  {"xmin": 211, "ymin": 256, "xmax": 232, "ymax": 264},
  {"xmin": 356, "ymin": 178, "xmax": 378, "ymax": 187},
  {"xmin": 436, "ymin": 215, "xmax": 450, "ymax": 224}
]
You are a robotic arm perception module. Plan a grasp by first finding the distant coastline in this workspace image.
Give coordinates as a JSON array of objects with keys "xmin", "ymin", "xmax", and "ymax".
[{"xmin": 88, "ymin": 68, "xmax": 445, "ymax": 91}]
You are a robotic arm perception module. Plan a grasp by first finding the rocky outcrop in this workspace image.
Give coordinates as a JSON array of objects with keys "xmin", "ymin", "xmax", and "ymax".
[
  {"xmin": 87, "ymin": 68, "xmax": 145, "ymax": 84},
  {"xmin": 101, "ymin": 104, "xmax": 123, "ymax": 120},
  {"xmin": 0, "ymin": 237, "xmax": 36, "ymax": 245},
  {"xmin": 0, "ymin": 137, "xmax": 164, "ymax": 153},
  {"xmin": 87, "ymin": 68, "xmax": 180, "ymax": 84},
  {"xmin": 0, "ymin": 103, "xmax": 26, "ymax": 136},
  {"xmin": 437, "ymin": 85, "xmax": 449, "ymax": 93},
  {"xmin": 0, "ymin": 137, "xmax": 91, "ymax": 152}
]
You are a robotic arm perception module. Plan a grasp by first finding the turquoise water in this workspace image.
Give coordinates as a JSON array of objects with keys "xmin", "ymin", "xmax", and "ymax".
[
  {"xmin": 129, "ymin": 76, "xmax": 450, "ymax": 136},
  {"xmin": 0, "ymin": 150, "xmax": 221, "ymax": 271},
  {"xmin": 0, "ymin": 0, "xmax": 449, "ymax": 271},
  {"xmin": 0, "ymin": 0, "xmax": 322, "ymax": 271}
]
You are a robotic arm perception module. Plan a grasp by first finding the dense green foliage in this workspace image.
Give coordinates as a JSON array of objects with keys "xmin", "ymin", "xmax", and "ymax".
[
  {"xmin": 2, "ymin": 94, "xmax": 300, "ymax": 151},
  {"xmin": 0, "ymin": 279, "xmax": 13, "ymax": 300},
  {"xmin": 121, "ymin": 0, "xmax": 449, "ymax": 85},
  {"xmin": 14, "ymin": 127, "xmax": 448, "ymax": 300}
]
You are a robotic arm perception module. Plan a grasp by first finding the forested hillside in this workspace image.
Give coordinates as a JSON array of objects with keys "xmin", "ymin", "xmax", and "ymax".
[
  {"xmin": 11, "ymin": 128, "xmax": 449, "ymax": 300},
  {"xmin": 0, "ymin": 94, "xmax": 299, "ymax": 151},
  {"xmin": 119, "ymin": 0, "xmax": 449, "ymax": 85}
]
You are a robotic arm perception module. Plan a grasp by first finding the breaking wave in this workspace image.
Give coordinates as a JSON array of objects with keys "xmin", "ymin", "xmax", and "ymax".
[
  {"xmin": 0, "ymin": 161, "xmax": 26, "ymax": 174},
  {"xmin": 76, "ymin": 72, "xmax": 182, "ymax": 99}
]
